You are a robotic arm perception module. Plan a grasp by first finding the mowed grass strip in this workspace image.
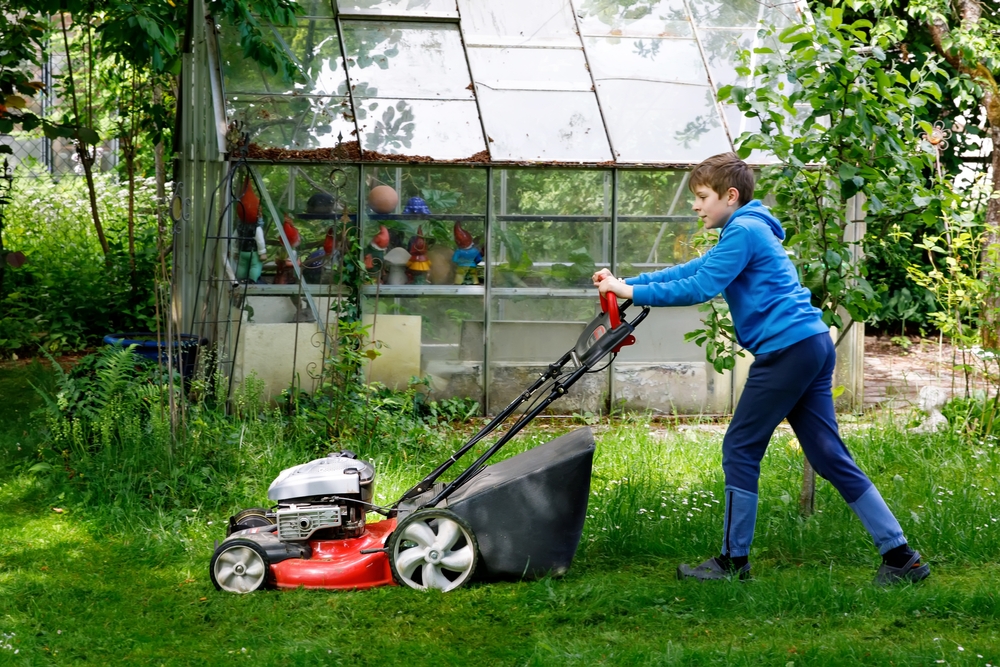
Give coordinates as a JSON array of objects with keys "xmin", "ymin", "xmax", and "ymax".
[{"xmin": 2, "ymin": 485, "xmax": 999, "ymax": 667}]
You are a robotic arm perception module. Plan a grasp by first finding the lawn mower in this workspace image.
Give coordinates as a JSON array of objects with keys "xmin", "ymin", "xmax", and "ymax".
[{"xmin": 210, "ymin": 293, "xmax": 649, "ymax": 593}]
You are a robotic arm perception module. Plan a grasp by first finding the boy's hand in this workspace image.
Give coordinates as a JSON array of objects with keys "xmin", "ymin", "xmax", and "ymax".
[
  {"xmin": 592, "ymin": 268, "xmax": 614, "ymax": 286},
  {"xmin": 597, "ymin": 275, "xmax": 633, "ymax": 300}
]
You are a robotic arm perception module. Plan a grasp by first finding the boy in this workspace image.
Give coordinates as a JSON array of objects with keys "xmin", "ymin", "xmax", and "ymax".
[{"xmin": 593, "ymin": 152, "xmax": 928, "ymax": 585}]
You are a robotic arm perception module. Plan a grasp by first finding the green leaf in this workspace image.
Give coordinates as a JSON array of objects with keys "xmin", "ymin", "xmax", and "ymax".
[
  {"xmin": 77, "ymin": 127, "xmax": 101, "ymax": 144},
  {"xmin": 838, "ymin": 163, "xmax": 858, "ymax": 180},
  {"xmin": 827, "ymin": 7, "xmax": 843, "ymax": 28}
]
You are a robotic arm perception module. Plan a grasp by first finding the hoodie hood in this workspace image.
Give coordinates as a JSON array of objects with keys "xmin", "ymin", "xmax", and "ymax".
[{"xmin": 726, "ymin": 200, "xmax": 785, "ymax": 241}]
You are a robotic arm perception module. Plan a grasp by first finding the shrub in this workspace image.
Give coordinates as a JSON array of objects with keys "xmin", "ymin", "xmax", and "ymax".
[{"xmin": 0, "ymin": 169, "xmax": 159, "ymax": 355}]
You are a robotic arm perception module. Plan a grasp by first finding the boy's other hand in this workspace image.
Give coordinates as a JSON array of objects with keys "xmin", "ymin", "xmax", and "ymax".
[
  {"xmin": 592, "ymin": 268, "xmax": 614, "ymax": 286},
  {"xmin": 597, "ymin": 275, "xmax": 633, "ymax": 300}
]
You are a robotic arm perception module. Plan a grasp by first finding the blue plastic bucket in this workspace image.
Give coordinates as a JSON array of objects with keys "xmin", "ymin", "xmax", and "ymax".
[{"xmin": 103, "ymin": 332, "xmax": 207, "ymax": 377}]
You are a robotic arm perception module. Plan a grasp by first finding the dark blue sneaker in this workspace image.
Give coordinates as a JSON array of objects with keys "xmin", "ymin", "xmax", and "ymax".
[
  {"xmin": 875, "ymin": 550, "xmax": 930, "ymax": 585},
  {"xmin": 677, "ymin": 556, "xmax": 751, "ymax": 581}
]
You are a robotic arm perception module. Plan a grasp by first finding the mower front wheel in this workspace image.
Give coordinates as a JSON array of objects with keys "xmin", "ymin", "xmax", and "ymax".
[
  {"xmin": 210, "ymin": 539, "xmax": 270, "ymax": 593},
  {"xmin": 389, "ymin": 509, "xmax": 478, "ymax": 592}
]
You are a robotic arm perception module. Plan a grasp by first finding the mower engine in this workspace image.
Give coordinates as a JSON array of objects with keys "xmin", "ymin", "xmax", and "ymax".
[
  {"xmin": 225, "ymin": 451, "xmax": 375, "ymax": 542},
  {"xmin": 266, "ymin": 452, "xmax": 375, "ymax": 541}
]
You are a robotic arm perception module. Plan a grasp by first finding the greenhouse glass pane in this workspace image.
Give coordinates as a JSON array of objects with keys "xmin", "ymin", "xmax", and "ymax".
[
  {"xmin": 687, "ymin": 0, "xmax": 762, "ymax": 27},
  {"xmin": 475, "ymin": 88, "xmax": 611, "ymax": 162},
  {"xmin": 761, "ymin": 3, "xmax": 804, "ymax": 31},
  {"xmin": 220, "ymin": 19, "xmax": 348, "ymax": 96},
  {"xmin": 612, "ymin": 305, "xmax": 712, "ymax": 364},
  {"xmin": 598, "ymin": 81, "xmax": 731, "ymax": 162},
  {"xmin": 227, "ymin": 95, "xmax": 356, "ymax": 150},
  {"xmin": 615, "ymin": 170, "xmax": 699, "ymax": 276},
  {"xmin": 491, "ymin": 169, "xmax": 610, "ymax": 288},
  {"xmin": 338, "ymin": 0, "xmax": 458, "ymax": 17},
  {"xmin": 698, "ymin": 29, "xmax": 754, "ymax": 89},
  {"xmin": 250, "ymin": 164, "xmax": 362, "ymax": 287},
  {"xmin": 341, "ymin": 22, "xmax": 474, "ymax": 100},
  {"xmin": 225, "ymin": 165, "xmax": 358, "ymax": 294},
  {"xmin": 722, "ymin": 104, "xmax": 810, "ymax": 166},
  {"xmin": 354, "ymin": 98, "xmax": 485, "ymax": 158},
  {"xmin": 359, "ymin": 165, "xmax": 487, "ymax": 281},
  {"xmin": 466, "ymin": 47, "xmax": 592, "ymax": 90},
  {"xmin": 574, "ymin": 0, "xmax": 691, "ymax": 37},
  {"xmin": 457, "ymin": 0, "xmax": 580, "ymax": 46},
  {"xmin": 297, "ymin": 0, "xmax": 336, "ymax": 16},
  {"xmin": 362, "ymin": 294, "xmax": 485, "ymax": 400},
  {"xmin": 486, "ymin": 296, "xmax": 608, "ymax": 414},
  {"xmin": 584, "ymin": 36, "xmax": 709, "ymax": 85}
]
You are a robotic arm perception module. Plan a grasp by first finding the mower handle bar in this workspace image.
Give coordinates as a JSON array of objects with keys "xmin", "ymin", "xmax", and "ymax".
[{"xmin": 393, "ymin": 300, "xmax": 649, "ymax": 510}]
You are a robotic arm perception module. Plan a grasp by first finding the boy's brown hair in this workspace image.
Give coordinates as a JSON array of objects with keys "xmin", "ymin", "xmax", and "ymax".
[{"xmin": 689, "ymin": 152, "xmax": 755, "ymax": 207}]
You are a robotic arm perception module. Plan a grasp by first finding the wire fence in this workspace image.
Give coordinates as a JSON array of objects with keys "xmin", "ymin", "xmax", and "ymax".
[{"xmin": 3, "ymin": 48, "xmax": 118, "ymax": 179}]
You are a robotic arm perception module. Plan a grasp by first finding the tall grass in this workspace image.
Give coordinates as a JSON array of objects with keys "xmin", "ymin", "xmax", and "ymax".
[
  {"xmin": 16, "ymin": 344, "xmax": 1000, "ymax": 571},
  {"xmin": 578, "ymin": 413, "xmax": 1000, "ymax": 568}
]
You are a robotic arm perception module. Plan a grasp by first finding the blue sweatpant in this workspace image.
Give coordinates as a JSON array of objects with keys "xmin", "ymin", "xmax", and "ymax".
[{"xmin": 720, "ymin": 332, "xmax": 907, "ymax": 557}]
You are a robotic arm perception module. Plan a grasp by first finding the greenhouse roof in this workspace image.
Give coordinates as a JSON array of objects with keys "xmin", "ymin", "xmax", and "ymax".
[{"xmin": 217, "ymin": 0, "xmax": 806, "ymax": 166}]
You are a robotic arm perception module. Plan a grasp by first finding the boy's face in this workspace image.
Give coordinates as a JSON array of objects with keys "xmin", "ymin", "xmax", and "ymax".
[{"xmin": 692, "ymin": 185, "xmax": 741, "ymax": 230}]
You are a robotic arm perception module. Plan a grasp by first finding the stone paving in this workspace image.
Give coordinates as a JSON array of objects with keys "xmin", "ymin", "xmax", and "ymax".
[{"xmin": 863, "ymin": 334, "xmax": 997, "ymax": 410}]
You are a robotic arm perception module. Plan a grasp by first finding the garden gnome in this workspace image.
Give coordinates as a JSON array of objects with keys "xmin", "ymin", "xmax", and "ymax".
[
  {"xmin": 303, "ymin": 227, "xmax": 336, "ymax": 283},
  {"xmin": 452, "ymin": 221, "xmax": 483, "ymax": 285},
  {"xmin": 365, "ymin": 224, "xmax": 390, "ymax": 282},
  {"xmin": 235, "ymin": 176, "xmax": 267, "ymax": 283},
  {"xmin": 273, "ymin": 257, "xmax": 294, "ymax": 285},
  {"xmin": 282, "ymin": 213, "xmax": 301, "ymax": 260},
  {"xmin": 407, "ymin": 227, "xmax": 431, "ymax": 284}
]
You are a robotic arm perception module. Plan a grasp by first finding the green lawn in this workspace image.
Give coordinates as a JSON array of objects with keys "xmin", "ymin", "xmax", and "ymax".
[{"xmin": 2, "ymin": 362, "xmax": 1000, "ymax": 665}]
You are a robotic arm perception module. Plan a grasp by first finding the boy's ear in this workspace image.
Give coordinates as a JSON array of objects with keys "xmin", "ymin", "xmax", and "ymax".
[{"xmin": 726, "ymin": 187, "xmax": 740, "ymax": 206}]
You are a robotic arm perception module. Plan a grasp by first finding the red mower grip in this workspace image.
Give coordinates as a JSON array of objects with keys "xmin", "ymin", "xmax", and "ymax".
[{"xmin": 600, "ymin": 291, "xmax": 621, "ymax": 329}]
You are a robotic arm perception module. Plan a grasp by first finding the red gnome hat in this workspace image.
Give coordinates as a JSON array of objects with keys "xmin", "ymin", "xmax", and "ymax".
[
  {"xmin": 371, "ymin": 224, "xmax": 390, "ymax": 250},
  {"xmin": 323, "ymin": 227, "xmax": 335, "ymax": 255},
  {"xmin": 454, "ymin": 221, "xmax": 473, "ymax": 249},
  {"xmin": 282, "ymin": 214, "xmax": 301, "ymax": 249},
  {"xmin": 411, "ymin": 226, "xmax": 427, "ymax": 255},
  {"xmin": 237, "ymin": 175, "xmax": 260, "ymax": 223}
]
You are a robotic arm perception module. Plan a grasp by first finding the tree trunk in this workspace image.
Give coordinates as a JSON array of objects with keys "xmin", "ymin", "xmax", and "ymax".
[
  {"xmin": 79, "ymin": 146, "xmax": 109, "ymax": 257},
  {"xmin": 154, "ymin": 84, "xmax": 166, "ymax": 233},
  {"xmin": 60, "ymin": 12, "xmax": 108, "ymax": 258},
  {"xmin": 981, "ymin": 122, "xmax": 1000, "ymax": 349}
]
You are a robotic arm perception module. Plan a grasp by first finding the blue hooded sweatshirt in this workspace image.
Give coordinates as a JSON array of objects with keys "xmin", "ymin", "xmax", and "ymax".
[{"xmin": 624, "ymin": 200, "xmax": 828, "ymax": 356}]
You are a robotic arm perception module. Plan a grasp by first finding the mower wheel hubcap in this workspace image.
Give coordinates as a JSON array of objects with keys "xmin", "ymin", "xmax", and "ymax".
[
  {"xmin": 213, "ymin": 544, "xmax": 267, "ymax": 593},
  {"xmin": 390, "ymin": 509, "xmax": 478, "ymax": 592}
]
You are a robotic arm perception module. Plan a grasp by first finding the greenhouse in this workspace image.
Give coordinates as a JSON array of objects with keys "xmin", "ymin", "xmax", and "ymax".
[{"xmin": 173, "ymin": 0, "xmax": 864, "ymax": 415}]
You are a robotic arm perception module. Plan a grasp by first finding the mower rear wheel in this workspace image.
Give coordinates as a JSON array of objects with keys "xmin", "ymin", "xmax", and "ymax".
[
  {"xmin": 210, "ymin": 539, "xmax": 270, "ymax": 593},
  {"xmin": 389, "ymin": 509, "xmax": 478, "ymax": 592}
]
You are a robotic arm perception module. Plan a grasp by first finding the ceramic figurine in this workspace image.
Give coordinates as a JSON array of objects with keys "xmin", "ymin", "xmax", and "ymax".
[
  {"xmin": 368, "ymin": 185, "xmax": 399, "ymax": 214},
  {"xmin": 235, "ymin": 176, "xmax": 266, "ymax": 283},
  {"xmin": 407, "ymin": 227, "xmax": 431, "ymax": 284},
  {"xmin": 282, "ymin": 213, "xmax": 301, "ymax": 259},
  {"xmin": 404, "ymin": 196, "xmax": 431, "ymax": 216},
  {"xmin": 365, "ymin": 225, "xmax": 390, "ymax": 282},
  {"xmin": 384, "ymin": 247, "xmax": 412, "ymax": 285},
  {"xmin": 303, "ymin": 227, "xmax": 336, "ymax": 284},
  {"xmin": 452, "ymin": 221, "xmax": 483, "ymax": 285}
]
